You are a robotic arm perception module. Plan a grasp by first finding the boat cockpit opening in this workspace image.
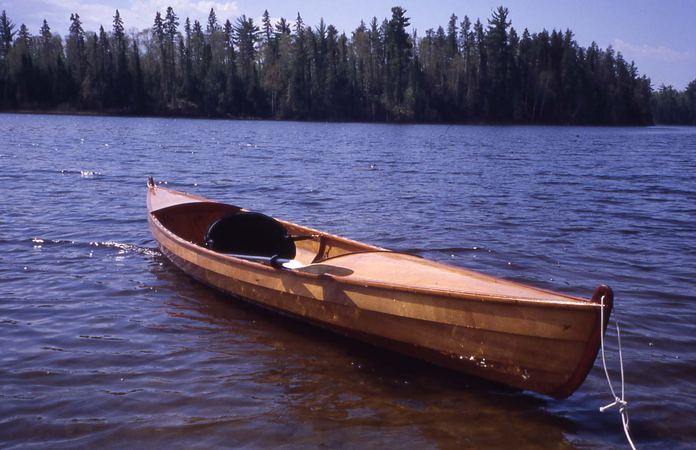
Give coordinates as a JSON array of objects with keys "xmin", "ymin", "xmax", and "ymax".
[
  {"xmin": 152, "ymin": 201, "xmax": 374, "ymax": 267},
  {"xmin": 204, "ymin": 211, "xmax": 297, "ymax": 259}
]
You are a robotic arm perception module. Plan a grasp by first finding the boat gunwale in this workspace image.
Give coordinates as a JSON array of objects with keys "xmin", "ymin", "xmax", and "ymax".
[{"xmin": 147, "ymin": 187, "xmax": 601, "ymax": 310}]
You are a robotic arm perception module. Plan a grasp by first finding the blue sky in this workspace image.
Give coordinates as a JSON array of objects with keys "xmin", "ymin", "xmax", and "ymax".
[{"xmin": 1, "ymin": 0, "xmax": 694, "ymax": 89}]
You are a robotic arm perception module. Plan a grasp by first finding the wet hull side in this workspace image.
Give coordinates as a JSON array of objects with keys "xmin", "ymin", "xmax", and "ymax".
[{"xmin": 150, "ymin": 216, "xmax": 608, "ymax": 398}]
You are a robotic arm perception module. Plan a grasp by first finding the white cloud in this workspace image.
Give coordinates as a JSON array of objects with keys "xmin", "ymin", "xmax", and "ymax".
[
  {"xmin": 20, "ymin": 0, "xmax": 239, "ymax": 34},
  {"xmin": 123, "ymin": 0, "xmax": 239, "ymax": 29},
  {"xmin": 613, "ymin": 38, "xmax": 693, "ymax": 63},
  {"xmin": 12, "ymin": 0, "xmax": 118, "ymax": 35}
]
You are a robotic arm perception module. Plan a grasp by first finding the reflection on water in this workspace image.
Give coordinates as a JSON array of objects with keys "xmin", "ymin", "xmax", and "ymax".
[
  {"xmin": 152, "ymin": 257, "xmax": 574, "ymax": 449},
  {"xmin": 1, "ymin": 113, "xmax": 695, "ymax": 448}
]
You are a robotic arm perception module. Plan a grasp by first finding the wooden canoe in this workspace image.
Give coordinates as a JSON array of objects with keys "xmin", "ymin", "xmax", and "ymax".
[{"xmin": 146, "ymin": 178, "xmax": 613, "ymax": 399}]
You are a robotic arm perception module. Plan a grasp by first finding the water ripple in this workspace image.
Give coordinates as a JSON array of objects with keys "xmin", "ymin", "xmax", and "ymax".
[{"xmin": 1, "ymin": 114, "xmax": 695, "ymax": 449}]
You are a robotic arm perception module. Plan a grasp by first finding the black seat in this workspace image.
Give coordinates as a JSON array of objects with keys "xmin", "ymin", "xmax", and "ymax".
[{"xmin": 203, "ymin": 211, "xmax": 296, "ymax": 259}]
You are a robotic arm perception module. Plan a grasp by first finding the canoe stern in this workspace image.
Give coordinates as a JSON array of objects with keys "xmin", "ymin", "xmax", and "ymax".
[{"xmin": 550, "ymin": 284, "xmax": 613, "ymax": 398}]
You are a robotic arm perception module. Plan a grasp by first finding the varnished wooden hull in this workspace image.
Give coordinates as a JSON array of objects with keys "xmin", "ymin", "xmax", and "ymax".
[{"xmin": 147, "ymin": 182, "xmax": 613, "ymax": 398}]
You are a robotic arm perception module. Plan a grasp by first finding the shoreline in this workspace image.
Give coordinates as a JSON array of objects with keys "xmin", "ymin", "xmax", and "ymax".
[{"xmin": 0, "ymin": 108, "xmax": 660, "ymax": 127}]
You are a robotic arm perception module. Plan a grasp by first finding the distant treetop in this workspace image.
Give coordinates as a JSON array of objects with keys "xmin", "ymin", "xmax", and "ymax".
[{"xmin": 0, "ymin": 6, "xmax": 693, "ymax": 124}]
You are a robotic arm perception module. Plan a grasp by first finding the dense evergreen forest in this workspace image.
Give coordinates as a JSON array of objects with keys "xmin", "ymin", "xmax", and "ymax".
[{"xmin": 0, "ymin": 7, "xmax": 694, "ymax": 124}]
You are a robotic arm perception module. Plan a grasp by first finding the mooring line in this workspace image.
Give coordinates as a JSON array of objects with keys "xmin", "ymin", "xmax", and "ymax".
[{"xmin": 599, "ymin": 294, "xmax": 636, "ymax": 449}]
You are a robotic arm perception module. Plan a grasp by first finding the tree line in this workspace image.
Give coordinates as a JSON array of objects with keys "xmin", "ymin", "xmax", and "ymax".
[
  {"xmin": 651, "ymin": 82, "xmax": 696, "ymax": 125},
  {"xmin": 0, "ymin": 6, "xmax": 694, "ymax": 124}
]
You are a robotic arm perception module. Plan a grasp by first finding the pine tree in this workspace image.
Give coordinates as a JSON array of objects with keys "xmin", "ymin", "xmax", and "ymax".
[
  {"xmin": 38, "ymin": 19, "xmax": 53, "ymax": 77},
  {"xmin": 13, "ymin": 24, "xmax": 34, "ymax": 104},
  {"xmin": 66, "ymin": 13, "xmax": 86, "ymax": 97},
  {"xmin": 486, "ymin": 6, "xmax": 511, "ymax": 120},
  {"xmin": 365, "ymin": 17, "xmax": 384, "ymax": 118},
  {"xmin": 261, "ymin": 10, "xmax": 273, "ymax": 42},
  {"xmin": 222, "ymin": 18, "xmax": 240, "ymax": 115},
  {"xmin": 112, "ymin": 10, "xmax": 130, "ymax": 108},
  {"xmin": 206, "ymin": 8, "xmax": 219, "ymax": 34},
  {"xmin": 191, "ymin": 19, "xmax": 205, "ymax": 71},
  {"xmin": 287, "ymin": 12, "xmax": 310, "ymax": 117},
  {"xmin": 0, "ymin": 10, "xmax": 15, "ymax": 60},
  {"xmin": 384, "ymin": 6, "xmax": 412, "ymax": 119},
  {"xmin": 163, "ymin": 7, "xmax": 179, "ymax": 105},
  {"xmin": 233, "ymin": 14, "xmax": 261, "ymax": 113},
  {"xmin": 96, "ymin": 25, "xmax": 112, "ymax": 106},
  {"xmin": 0, "ymin": 12, "xmax": 16, "ymax": 107},
  {"xmin": 151, "ymin": 11, "xmax": 166, "ymax": 106}
]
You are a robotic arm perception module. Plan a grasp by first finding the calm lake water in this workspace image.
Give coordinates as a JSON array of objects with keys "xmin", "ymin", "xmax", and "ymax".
[{"xmin": 1, "ymin": 113, "xmax": 695, "ymax": 449}]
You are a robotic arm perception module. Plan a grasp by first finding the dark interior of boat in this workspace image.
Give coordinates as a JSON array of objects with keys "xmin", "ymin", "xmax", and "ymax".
[
  {"xmin": 204, "ymin": 212, "xmax": 296, "ymax": 259},
  {"xmin": 152, "ymin": 201, "xmax": 379, "ymax": 266}
]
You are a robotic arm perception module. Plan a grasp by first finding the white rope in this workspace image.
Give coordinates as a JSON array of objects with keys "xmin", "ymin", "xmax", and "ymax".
[{"xmin": 599, "ymin": 294, "xmax": 637, "ymax": 449}]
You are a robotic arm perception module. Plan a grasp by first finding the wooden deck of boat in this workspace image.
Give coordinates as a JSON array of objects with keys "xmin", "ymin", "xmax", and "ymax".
[
  {"xmin": 299, "ymin": 251, "xmax": 586, "ymax": 305},
  {"xmin": 148, "ymin": 184, "xmax": 591, "ymax": 306}
]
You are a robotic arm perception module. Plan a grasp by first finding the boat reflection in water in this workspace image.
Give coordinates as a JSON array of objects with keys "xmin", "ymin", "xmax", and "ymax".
[{"xmin": 148, "ymin": 254, "xmax": 579, "ymax": 448}]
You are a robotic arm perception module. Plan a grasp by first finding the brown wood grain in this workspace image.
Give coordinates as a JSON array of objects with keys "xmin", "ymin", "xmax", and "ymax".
[{"xmin": 147, "ymin": 183, "xmax": 613, "ymax": 398}]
